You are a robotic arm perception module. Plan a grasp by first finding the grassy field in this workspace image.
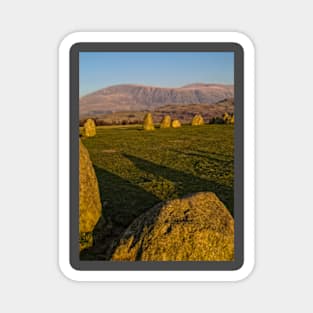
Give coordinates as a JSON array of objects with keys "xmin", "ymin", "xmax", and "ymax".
[{"xmin": 81, "ymin": 124, "xmax": 234, "ymax": 259}]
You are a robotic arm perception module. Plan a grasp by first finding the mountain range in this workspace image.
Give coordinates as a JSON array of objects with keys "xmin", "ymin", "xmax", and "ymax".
[{"xmin": 79, "ymin": 83, "xmax": 234, "ymax": 117}]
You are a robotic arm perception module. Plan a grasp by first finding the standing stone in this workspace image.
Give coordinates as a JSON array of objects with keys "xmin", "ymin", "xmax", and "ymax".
[
  {"xmin": 222, "ymin": 112, "xmax": 235, "ymax": 124},
  {"xmin": 160, "ymin": 115, "xmax": 171, "ymax": 128},
  {"xmin": 222, "ymin": 112, "xmax": 230, "ymax": 124},
  {"xmin": 191, "ymin": 114, "xmax": 205, "ymax": 126},
  {"xmin": 230, "ymin": 114, "xmax": 235, "ymax": 124},
  {"xmin": 112, "ymin": 192, "xmax": 234, "ymax": 261},
  {"xmin": 143, "ymin": 113, "xmax": 155, "ymax": 131},
  {"xmin": 83, "ymin": 118, "xmax": 96, "ymax": 137},
  {"xmin": 79, "ymin": 139, "xmax": 102, "ymax": 251},
  {"xmin": 171, "ymin": 119, "xmax": 181, "ymax": 128}
]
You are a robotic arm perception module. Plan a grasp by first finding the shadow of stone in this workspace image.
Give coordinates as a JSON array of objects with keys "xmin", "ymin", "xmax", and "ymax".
[
  {"xmin": 123, "ymin": 153, "xmax": 233, "ymax": 214},
  {"xmin": 80, "ymin": 166, "xmax": 160, "ymax": 260},
  {"xmin": 80, "ymin": 154, "xmax": 233, "ymax": 261},
  {"xmin": 170, "ymin": 149, "xmax": 233, "ymax": 165}
]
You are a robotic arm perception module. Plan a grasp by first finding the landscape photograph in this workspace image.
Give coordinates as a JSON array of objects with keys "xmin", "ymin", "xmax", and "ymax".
[{"xmin": 79, "ymin": 51, "xmax": 235, "ymax": 261}]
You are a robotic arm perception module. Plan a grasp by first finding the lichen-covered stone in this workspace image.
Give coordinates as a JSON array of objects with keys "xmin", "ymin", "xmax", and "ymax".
[
  {"xmin": 143, "ymin": 113, "xmax": 155, "ymax": 131},
  {"xmin": 83, "ymin": 118, "xmax": 96, "ymax": 137},
  {"xmin": 223, "ymin": 112, "xmax": 229, "ymax": 122},
  {"xmin": 160, "ymin": 115, "xmax": 171, "ymax": 128},
  {"xmin": 223, "ymin": 112, "xmax": 235, "ymax": 124},
  {"xmin": 111, "ymin": 192, "xmax": 234, "ymax": 261},
  {"xmin": 191, "ymin": 114, "xmax": 205, "ymax": 126},
  {"xmin": 171, "ymin": 119, "xmax": 181, "ymax": 128},
  {"xmin": 79, "ymin": 139, "xmax": 102, "ymax": 251}
]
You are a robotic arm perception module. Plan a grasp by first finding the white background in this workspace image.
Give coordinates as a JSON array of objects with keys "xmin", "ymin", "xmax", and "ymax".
[{"xmin": 0, "ymin": 0, "xmax": 312, "ymax": 312}]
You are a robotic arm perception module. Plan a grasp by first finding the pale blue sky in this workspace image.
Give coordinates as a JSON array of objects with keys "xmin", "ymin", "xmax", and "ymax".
[{"xmin": 80, "ymin": 52, "xmax": 234, "ymax": 96}]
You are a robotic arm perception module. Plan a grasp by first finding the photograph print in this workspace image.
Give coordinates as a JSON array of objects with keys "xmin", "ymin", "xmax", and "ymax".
[{"xmin": 77, "ymin": 50, "xmax": 238, "ymax": 264}]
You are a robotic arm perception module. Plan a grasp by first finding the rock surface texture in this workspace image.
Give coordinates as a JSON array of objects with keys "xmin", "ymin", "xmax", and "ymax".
[
  {"xmin": 83, "ymin": 118, "xmax": 96, "ymax": 137},
  {"xmin": 79, "ymin": 139, "xmax": 102, "ymax": 251},
  {"xmin": 160, "ymin": 115, "xmax": 171, "ymax": 128},
  {"xmin": 191, "ymin": 114, "xmax": 205, "ymax": 126},
  {"xmin": 171, "ymin": 119, "xmax": 181, "ymax": 128},
  {"xmin": 111, "ymin": 192, "xmax": 234, "ymax": 261},
  {"xmin": 143, "ymin": 113, "xmax": 155, "ymax": 131}
]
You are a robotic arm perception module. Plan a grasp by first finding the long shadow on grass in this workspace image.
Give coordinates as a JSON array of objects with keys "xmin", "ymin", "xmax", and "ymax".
[
  {"xmin": 81, "ymin": 156, "xmax": 233, "ymax": 261},
  {"xmin": 94, "ymin": 165, "xmax": 160, "ymax": 226},
  {"xmin": 123, "ymin": 153, "xmax": 233, "ymax": 214},
  {"xmin": 170, "ymin": 149, "xmax": 233, "ymax": 167},
  {"xmin": 80, "ymin": 166, "xmax": 160, "ymax": 261}
]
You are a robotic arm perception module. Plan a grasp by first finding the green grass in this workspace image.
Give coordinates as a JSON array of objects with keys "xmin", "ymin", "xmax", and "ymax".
[{"xmin": 82, "ymin": 124, "xmax": 234, "ymax": 230}]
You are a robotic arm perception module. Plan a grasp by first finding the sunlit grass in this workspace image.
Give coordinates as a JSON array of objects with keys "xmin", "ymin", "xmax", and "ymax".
[{"xmin": 82, "ymin": 124, "xmax": 234, "ymax": 229}]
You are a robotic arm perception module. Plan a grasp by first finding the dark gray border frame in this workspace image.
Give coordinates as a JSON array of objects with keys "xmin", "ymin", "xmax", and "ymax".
[{"xmin": 70, "ymin": 42, "xmax": 244, "ymax": 271}]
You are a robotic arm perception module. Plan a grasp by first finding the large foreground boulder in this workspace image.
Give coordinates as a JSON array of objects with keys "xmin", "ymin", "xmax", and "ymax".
[
  {"xmin": 111, "ymin": 192, "xmax": 234, "ymax": 261},
  {"xmin": 83, "ymin": 118, "xmax": 96, "ymax": 137},
  {"xmin": 79, "ymin": 139, "xmax": 102, "ymax": 251},
  {"xmin": 160, "ymin": 115, "xmax": 171, "ymax": 128},
  {"xmin": 143, "ymin": 113, "xmax": 155, "ymax": 131},
  {"xmin": 191, "ymin": 114, "xmax": 205, "ymax": 126}
]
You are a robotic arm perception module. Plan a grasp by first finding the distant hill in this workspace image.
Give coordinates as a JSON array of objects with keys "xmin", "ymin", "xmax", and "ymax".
[
  {"xmin": 80, "ymin": 98, "xmax": 234, "ymax": 126},
  {"xmin": 80, "ymin": 83, "xmax": 234, "ymax": 117}
]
